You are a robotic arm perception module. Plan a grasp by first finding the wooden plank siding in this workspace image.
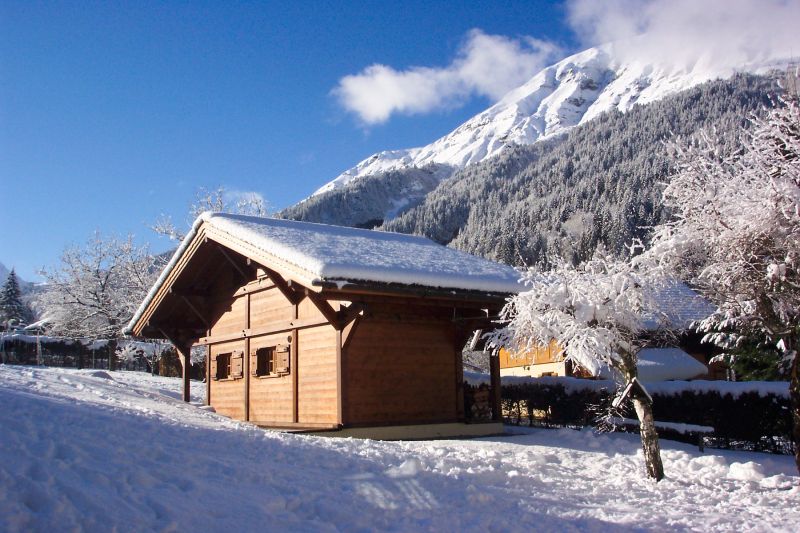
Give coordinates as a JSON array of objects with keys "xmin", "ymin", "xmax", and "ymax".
[
  {"xmin": 248, "ymin": 332, "xmax": 294, "ymax": 424},
  {"xmin": 344, "ymin": 317, "xmax": 459, "ymax": 426},
  {"xmin": 498, "ymin": 339, "xmax": 562, "ymax": 368},
  {"xmin": 209, "ymin": 340, "xmax": 246, "ymax": 420},
  {"xmin": 204, "ymin": 274, "xmax": 342, "ymax": 427},
  {"xmin": 297, "ymin": 325, "xmax": 339, "ymax": 424}
]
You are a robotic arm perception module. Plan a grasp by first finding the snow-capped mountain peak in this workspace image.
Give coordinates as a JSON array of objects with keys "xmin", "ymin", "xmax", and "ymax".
[{"xmin": 313, "ymin": 42, "xmax": 787, "ymax": 197}]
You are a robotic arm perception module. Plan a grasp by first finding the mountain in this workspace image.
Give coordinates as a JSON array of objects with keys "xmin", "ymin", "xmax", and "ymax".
[
  {"xmin": 309, "ymin": 43, "xmax": 785, "ymax": 200},
  {"xmin": 286, "ymin": 73, "xmax": 781, "ymax": 267},
  {"xmin": 382, "ymin": 74, "xmax": 778, "ymax": 267}
]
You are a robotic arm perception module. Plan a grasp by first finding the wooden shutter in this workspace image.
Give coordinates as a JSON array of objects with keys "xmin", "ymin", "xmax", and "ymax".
[
  {"xmin": 232, "ymin": 350, "xmax": 244, "ymax": 379},
  {"xmin": 210, "ymin": 354, "xmax": 219, "ymax": 380},
  {"xmin": 250, "ymin": 350, "xmax": 259, "ymax": 376},
  {"xmin": 276, "ymin": 344, "xmax": 290, "ymax": 374}
]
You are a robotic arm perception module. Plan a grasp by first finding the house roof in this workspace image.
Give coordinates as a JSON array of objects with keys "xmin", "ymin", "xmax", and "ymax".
[
  {"xmin": 644, "ymin": 281, "xmax": 716, "ymax": 331},
  {"xmin": 599, "ymin": 347, "xmax": 708, "ymax": 381},
  {"xmin": 125, "ymin": 213, "xmax": 523, "ymax": 336},
  {"xmin": 202, "ymin": 212, "xmax": 523, "ymax": 293}
]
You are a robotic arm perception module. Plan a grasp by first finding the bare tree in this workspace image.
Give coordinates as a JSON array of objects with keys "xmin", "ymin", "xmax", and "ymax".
[
  {"xmin": 37, "ymin": 234, "xmax": 164, "ymax": 369},
  {"xmin": 152, "ymin": 186, "xmax": 270, "ymax": 241}
]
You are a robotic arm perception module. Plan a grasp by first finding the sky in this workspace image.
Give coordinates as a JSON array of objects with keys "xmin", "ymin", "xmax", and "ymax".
[{"xmin": 1, "ymin": 0, "xmax": 798, "ymax": 281}]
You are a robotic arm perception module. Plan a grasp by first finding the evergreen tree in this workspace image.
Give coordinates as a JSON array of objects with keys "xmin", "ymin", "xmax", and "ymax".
[{"xmin": 0, "ymin": 269, "xmax": 30, "ymax": 326}]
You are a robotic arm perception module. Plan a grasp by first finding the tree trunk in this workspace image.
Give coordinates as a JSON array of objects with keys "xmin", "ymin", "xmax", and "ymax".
[
  {"xmin": 632, "ymin": 397, "xmax": 665, "ymax": 481},
  {"xmin": 788, "ymin": 342, "xmax": 799, "ymax": 477}
]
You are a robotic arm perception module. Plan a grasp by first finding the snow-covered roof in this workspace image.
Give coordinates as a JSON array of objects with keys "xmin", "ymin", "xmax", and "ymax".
[
  {"xmin": 201, "ymin": 213, "xmax": 524, "ymax": 293},
  {"xmin": 644, "ymin": 282, "xmax": 716, "ymax": 330},
  {"xmin": 126, "ymin": 213, "xmax": 524, "ymax": 335},
  {"xmin": 599, "ymin": 347, "xmax": 708, "ymax": 381}
]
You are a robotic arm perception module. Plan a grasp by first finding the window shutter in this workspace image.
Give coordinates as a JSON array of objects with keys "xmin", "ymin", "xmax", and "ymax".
[
  {"xmin": 210, "ymin": 354, "xmax": 219, "ymax": 380},
  {"xmin": 250, "ymin": 350, "xmax": 258, "ymax": 376},
  {"xmin": 232, "ymin": 351, "xmax": 244, "ymax": 379},
  {"xmin": 276, "ymin": 344, "xmax": 290, "ymax": 374}
]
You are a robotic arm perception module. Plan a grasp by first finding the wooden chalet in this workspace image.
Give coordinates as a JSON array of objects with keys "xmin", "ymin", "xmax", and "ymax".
[{"xmin": 126, "ymin": 213, "xmax": 522, "ymax": 438}]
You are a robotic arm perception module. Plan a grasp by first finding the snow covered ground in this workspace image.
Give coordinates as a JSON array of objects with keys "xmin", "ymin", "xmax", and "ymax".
[{"xmin": 1, "ymin": 366, "xmax": 797, "ymax": 532}]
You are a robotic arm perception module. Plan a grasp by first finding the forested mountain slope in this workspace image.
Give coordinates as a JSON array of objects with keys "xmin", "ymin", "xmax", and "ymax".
[{"xmin": 381, "ymin": 74, "xmax": 779, "ymax": 267}]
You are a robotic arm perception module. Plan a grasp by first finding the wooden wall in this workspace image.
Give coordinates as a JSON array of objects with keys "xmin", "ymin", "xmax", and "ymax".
[
  {"xmin": 204, "ymin": 275, "xmax": 470, "ymax": 429},
  {"xmin": 297, "ymin": 325, "xmax": 338, "ymax": 424},
  {"xmin": 344, "ymin": 307, "xmax": 460, "ymax": 426},
  {"xmin": 209, "ymin": 340, "xmax": 246, "ymax": 419},
  {"xmin": 248, "ymin": 332, "xmax": 293, "ymax": 424},
  {"xmin": 499, "ymin": 340, "xmax": 562, "ymax": 369},
  {"xmin": 206, "ymin": 277, "xmax": 340, "ymax": 426}
]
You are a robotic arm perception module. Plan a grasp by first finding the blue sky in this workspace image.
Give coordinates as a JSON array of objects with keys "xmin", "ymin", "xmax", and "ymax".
[
  {"xmin": 3, "ymin": 0, "xmax": 796, "ymax": 281},
  {"xmin": 0, "ymin": 1, "xmax": 579, "ymax": 280}
]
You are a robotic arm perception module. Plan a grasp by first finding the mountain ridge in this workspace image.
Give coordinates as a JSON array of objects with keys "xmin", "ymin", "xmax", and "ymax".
[{"xmin": 310, "ymin": 42, "xmax": 787, "ymax": 200}]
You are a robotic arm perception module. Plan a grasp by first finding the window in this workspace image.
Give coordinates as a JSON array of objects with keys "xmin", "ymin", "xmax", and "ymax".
[
  {"xmin": 255, "ymin": 347, "xmax": 275, "ymax": 377},
  {"xmin": 211, "ymin": 351, "xmax": 244, "ymax": 381},
  {"xmin": 214, "ymin": 353, "xmax": 231, "ymax": 380},
  {"xmin": 251, "ymin": 344, "xmax": 290, "ymax": 377}
]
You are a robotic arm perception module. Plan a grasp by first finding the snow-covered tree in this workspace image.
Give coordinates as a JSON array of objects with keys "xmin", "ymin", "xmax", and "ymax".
[
  {"xmin": 117, "ymin": 339, "xmax": 171, "ymax": 375},
  {"xmin": 37, "ymin": 233, "xmax": 164, "ymax": 368},
  {"xmin": 152, "ymin": 186, "xmax": 270, "ymax": 241},
  {"xmin": 493, "ymin": 252, "xmax": 668, "ymax": 481},
  {"xmin": 0, "ymin": 269, "xmax": 32, "ymax": 326},
  {"xmin": 645, "ymin": 95, "xmax": 800, "ymax": 474}
]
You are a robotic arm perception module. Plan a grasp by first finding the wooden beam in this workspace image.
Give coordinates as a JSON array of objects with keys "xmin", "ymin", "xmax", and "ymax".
[
  {"xmin": 489, "ymin": 352, "xmax": 502, "ymax": 422},
  {"xmin": 216, "ymin": 245, "xmax": 250, "ymax": 282},
  {"xmin": 341, "ymin": 316, "xmax": 361, "ymax": 351},
  {"xmin": 179, "ymin": 295, "xmax": 210, "ymax": 330},
  {"xmin": 303, "ymin": 288, "xmax": 340, "ymax": 327},
  {"xmin": 231, "ymin": 279, "xmax": 276, "ymax": 298},
  {"xmin": 313, "ymin": 279, "xmax": 511, "ymax": 305},
  {"xmin": 196, "ymin": 316, "xmax": 329, "ymax": 345},
  {"xmin": 169, "ymin": 287, "xmax": 209, "ymax": 299},
  {"xmin": 261, "ymin": 267, "xmax": 303, "ymax": 304},
  {"xmin": 337, "ymin": 302, "xmax": 365, "ymax": 329}
]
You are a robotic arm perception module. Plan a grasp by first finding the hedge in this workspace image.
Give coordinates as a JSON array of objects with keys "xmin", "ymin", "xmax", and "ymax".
[{"xmin": 464, "ymin": 374, "xmax": 794, "ymax": 454}]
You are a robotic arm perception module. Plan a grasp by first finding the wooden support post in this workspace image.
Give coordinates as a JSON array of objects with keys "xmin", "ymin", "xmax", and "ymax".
[
  {"xmin": 205, "ymin": 344, "xmax": 211, "ymax": 406},
  {"xmin": 158, "ymin": 327, "xmax": 192, "ymax": 403},
  {"xmin": 244, "ymin": 292, "xmax": 251, "ymax": 422},
  {"xmin": 291, "ymin": 328, "xmax": 298, "ymax": 424},
  {"xmin": 336, "ymin": 329, "xmax": 344, "ymax": 426},
  {"xmin": 175, "ymin": 343, "xmax": 191, "ymax": 403},
  {"xmin": 455, "ymin": 342, "xmax": 465, "ymax": 422},
  {"xmin": 490, "ymin": 351, "xmax": 502, "ymax": 422}
]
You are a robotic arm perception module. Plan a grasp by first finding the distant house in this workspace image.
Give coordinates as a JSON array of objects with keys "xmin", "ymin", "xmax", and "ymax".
[
  {"xmin": 126, "ymin": 213, "xmax": 522, "ymax": 438},
  {"xmin": 499, "ymin": 282, "xmax": 719, "ymax": 381}
]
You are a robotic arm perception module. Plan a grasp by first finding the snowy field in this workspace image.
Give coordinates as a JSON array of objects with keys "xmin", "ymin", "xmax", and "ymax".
[{"xmin": 1, "ymin": 366, "xmax": 797, "ymax": 532}]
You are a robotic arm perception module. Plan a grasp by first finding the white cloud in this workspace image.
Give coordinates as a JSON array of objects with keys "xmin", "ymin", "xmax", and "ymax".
[
  {"xmin": 334, "ymin": 2, "xmax": 799, "ymax": 125},
  {"xmin": 333, "ymin": 29, "xmax": 562, "ymax": 125},
  {"xmin": 566, "ymin": 0, "xmax": 800, "ymax": 71}
]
